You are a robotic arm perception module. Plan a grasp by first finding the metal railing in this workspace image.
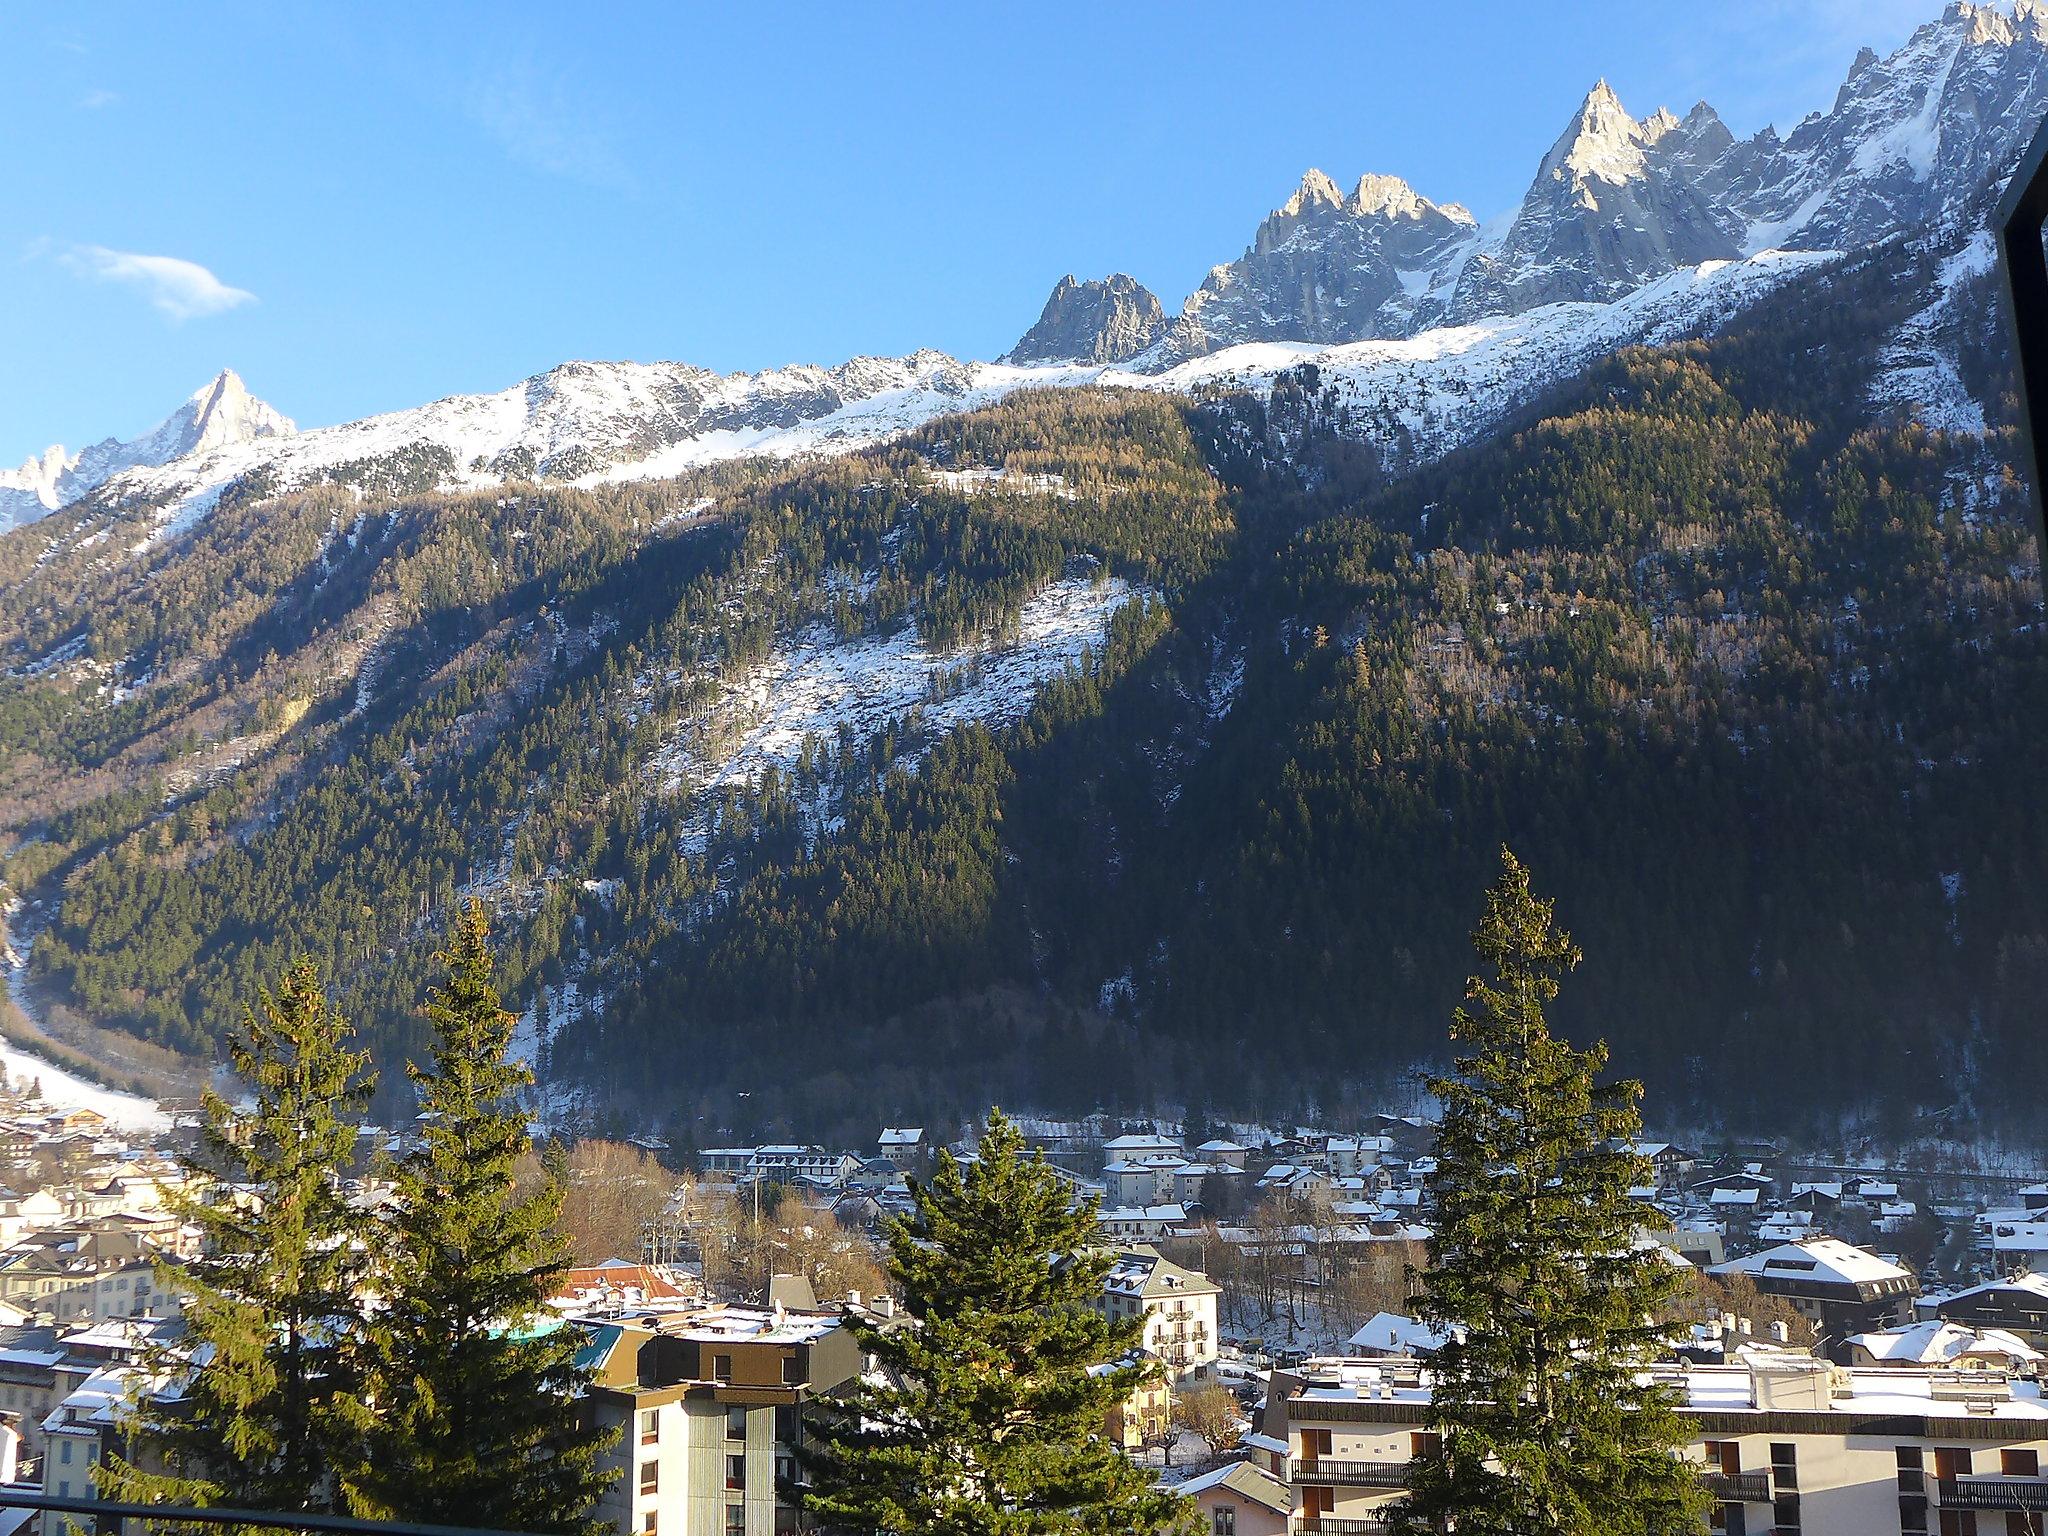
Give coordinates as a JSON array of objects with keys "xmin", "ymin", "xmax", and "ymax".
[
  {"xmin": 1289, "ymin": 1460, "xmax": 1411, "ymax": 1488},
  {"xmin": 1941, "ymin": 1477, "xmax": 2048, "ymax": 1512},
  {"xmin": 1292, "ymin": 1518, "xmax": 1393, "ymax": 1535},
  {"xmin": 0, "ymin": 1491, "xmax": 538, "ymax": 1536},
  {"xmin": 1704, "ymin": 1470, "xmax": 1772, "ymax": 1502}
]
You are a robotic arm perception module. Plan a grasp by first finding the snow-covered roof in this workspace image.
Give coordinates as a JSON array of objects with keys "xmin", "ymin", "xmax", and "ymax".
[
  {"xmin": 877, "ymin": 1127, "xmax": 923, "ymax": 1146},
  {"xmin": 1941, "ymin": 1271, "xmax": 2048, "ymax": 1306},
  {"xmin": 1345, "ymin": 1310, "xmax": 1452, "ymax": 1355},
  {"xmin": 1989, "ymin": 1222, "xmax": 2048, "ymax": 1254},
  {"xmin": 1851, "ymin": 1320, "xmax": 2042, "ymax": 1366},
  {"xmin": 1710, "ymin": 1237, "xmax": 1912, "ymax": 1289}
]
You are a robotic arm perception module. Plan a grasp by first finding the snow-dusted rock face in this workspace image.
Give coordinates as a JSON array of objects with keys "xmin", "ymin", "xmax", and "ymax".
[
  {"xmin": 1704, "ymin": 0, "xmax": 2048, "ymax": 251},
  {"xmin": 1164, "ymin": 0, "xmax": 2048, "ymax": 350},
  {"xmin": 1450, "ymin": 82, "xmax": 1743, "ymax": 317},
  {"xmin": 0, "ymin": 369, "xmax": 293, "ymax": 531},
  {"xmin": 1002, "ymin": 274, "xmax": 1167, "ymax": 365},
  {"xmin": 1167, "ymin": 170, "xmax": 1478, "ymax": 356}
]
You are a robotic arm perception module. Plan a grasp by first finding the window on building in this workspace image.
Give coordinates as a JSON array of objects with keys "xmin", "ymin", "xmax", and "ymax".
[
  {"xmin": 1938, "ymin": 1510, "xmax": 1981, "ymax": 1536},
  {"xmin": 713, "ymin": 1353, "xmax": 733, "ymax": 1382},
  {"xmin": 1773, "ymin": 1492, "xmax": 1801, "ymax": 1532},
  {"xmin": 640, "ymin": 1408, "xmax": 659, "ymax": 1446},
  {"xmin": 727, "ymin": 1405, "xmax": 748, "ymax": 1441},
  {"xmin": 1899, "ymin": 1494, "xmax": 1928, "ymax": 1534},
  {"xmin": 1770, "ymin": 1443, "xmax": 1799, "ymax": 1491},
  {"xmin": 1708, "ymin": 1502, "xmax": 1746, "ymax": 1536},
  {"xmin": 775, "ymin": 1404, "xmax": 798, "ymax": 1445},
  {"xmin": 2000, "ymin": 1512, "xmax": 2043, "ymax": 1536},
  {"xmin": 727, "ymin": 1454, "xmax": 746, "ymax": 1492},
  {"xmin": 1936, "ymin": 1448, "xmax": 1975, "ymax": 1483},
  {"xmin": 782, "ymin": 1354, "xmax": 800, "ymax": 1385},
  {"xmin": 641, "ymin": 1513, "xmax": 657, "ymax": 1536},
  {"xmin": 724, "ymin": 1503, "xmax": 745, "ymax": 1536},
  {"xmin": 1898, "ymin": 1446, "xmax": 1925, "ymax": 1495},
  {"xmin": 2003, "ymin": 1449, "xmax": 2041, "ymax": 1478},
  {"xmin": 1412, "ymin": 1431, "xmax": 1442, "ymax": 1462},
  {"xmin": 640, "ymin": 1460, "xmax": 658, "ymax": 1496},
  {"xmin": 1212, "ymin": 1507, "xmax": 1236, "ymax": 1536}
]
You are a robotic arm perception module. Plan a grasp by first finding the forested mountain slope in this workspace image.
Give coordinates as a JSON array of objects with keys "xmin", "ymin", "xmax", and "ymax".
[{"xmin": 3, "ymin": 228, "xmax": 2043, "ymax": 1146}]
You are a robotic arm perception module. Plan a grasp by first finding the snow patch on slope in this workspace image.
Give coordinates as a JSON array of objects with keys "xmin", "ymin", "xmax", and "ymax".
[{"xmin": 656, "ymin": 573, "xmax": 1135, "ymax": 848}]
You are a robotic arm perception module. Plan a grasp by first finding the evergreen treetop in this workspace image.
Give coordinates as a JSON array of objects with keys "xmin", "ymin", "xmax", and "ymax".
[
  {"xmin": 347, "ymin": 899, "xmax": 617, "ymax": 1533},
  {"xmin": 102, "ymin": 958, "xmax": 372, "ymax": 1514},
  {"xmin": 1398, "ymin": 849, "xmax": 1706, "ymax": 1536},
  {"xmin": 801, "ymin": 1107, "xmax": 1193, "ymax": 1536}
]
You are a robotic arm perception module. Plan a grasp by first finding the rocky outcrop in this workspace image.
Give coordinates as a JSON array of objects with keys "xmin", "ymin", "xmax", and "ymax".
[
  {"xmin": 1001, "ymin": 274, "xmax": 1167, "ymax": 365},
  {"xmin": 1167, "ymin": 170, "xmax": 1477, "ymax": 357}
]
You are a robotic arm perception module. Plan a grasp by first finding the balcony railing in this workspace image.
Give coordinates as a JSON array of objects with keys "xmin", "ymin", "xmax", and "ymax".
[
  {"xmin": 1941, "ymin": 1477, "xmax": 2048, "ymax": 1512},
  {"xmin": 1292, "ymin": 1518, "xmax": 1393, "ymax": 1535},
  {"xmin": 1290, "ymin": 1460, "xmax": 1412, "ymax": 1488},
  {"xmin": 1704, "ymin": 1470, "xmax": 1772, "ymax": 1502}
]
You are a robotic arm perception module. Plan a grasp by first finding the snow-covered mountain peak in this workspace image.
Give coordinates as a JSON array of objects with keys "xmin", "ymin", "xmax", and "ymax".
[
  {"xmin": 1546, "ymin": 79, "xmax": 1654, "ymax": 189},
  {"xmin": 171, "ymin": 369, "xmax": 297, "ymax": 459},
  {"xmin": 1642, "ymin": 106, "xmax": 1683, "ymax": 144},
  {"xmin": 1349, "ymin": 172, "xmax": 1468, "ymax": 225},
  {"xmin": 1, "ymin": 370, "xmax": 293, "ymax": 532},
  {"xmin": 1281, "ymin": 169, "xmax": 1347, "ymax": 218}
]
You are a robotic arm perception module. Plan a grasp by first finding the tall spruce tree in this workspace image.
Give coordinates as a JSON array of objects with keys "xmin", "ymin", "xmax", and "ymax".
[
  {"xmin": 103, "ymin": 959, "xmax": 373, "ymax": 1513},
  {"xmin": 800, "ymin": 1108, "xmax": 1192, "ymax": 1536},
  {"xmin": 1397, "ymin": 851, "xmax": 1706, "ymax": 1536},
  {"xmin": 347, "ymin": 900, "xmax": 616, "ymax": 1532}
]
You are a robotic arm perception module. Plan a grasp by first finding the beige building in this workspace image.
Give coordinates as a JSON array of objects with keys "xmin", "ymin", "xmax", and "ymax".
[
  {"xmin": 1263, "ymin": 1353, "xmax": 2048, "ymax": 1536},
  {"xmin": 575, "ymin": 1302, "xmax": 861, "ymax": 1536},
  {"xmin": 1100, "ymin": 1247, "xmax": 1221, "ymax": 1382}
]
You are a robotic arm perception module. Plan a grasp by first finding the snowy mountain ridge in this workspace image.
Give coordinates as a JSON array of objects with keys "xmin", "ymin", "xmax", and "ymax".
[
  {"xmin": 1, "ymin": 370, "xmax": 292, "ymax": 531},
  {"xmin": 1137, "ymin": 0, "xmax": 2048, "ymax": 362},
  {"xmin": 6, "ymin": 0, "xmax": 2032, "ymax": 547},
  {"xmin": 19, "ymin": 251, "xmax": 1836, "ymax": 557}
]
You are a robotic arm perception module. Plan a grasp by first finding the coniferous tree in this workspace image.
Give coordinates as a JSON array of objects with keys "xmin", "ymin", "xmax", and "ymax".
[
  {"xmin": 800, "ymin": 1107, "xmax": 1193, "ymax": 1536},
  {"xmin": 348, "ymin": 900, "xmax": 617, "ymax": 1532},
  {"xmin": 103, "ymin": 959, "xmax": 372, "ymax": 1513},
  {"xmin": 1397, "ymin": 851, "xmax": 1706, "ymax": 1536}
]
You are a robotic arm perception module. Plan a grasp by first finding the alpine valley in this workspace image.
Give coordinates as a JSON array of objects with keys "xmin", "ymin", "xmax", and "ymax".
[{"xmin": 6, "ymin": 2, "xmax": 2048, "ymax": 1147}]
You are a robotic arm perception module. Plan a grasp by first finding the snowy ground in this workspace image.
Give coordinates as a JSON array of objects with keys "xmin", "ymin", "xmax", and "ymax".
[
  {"xmin": 657, "ymin": 573, "xmax": 1135, "ymax": 822},
  {"xmin": 0, "ymin": 902, "xmax": 169, "ymax": 1133},
  {"xmin": 1870, "ymin": 230, "xmax": 1994, "ymax": 435}
]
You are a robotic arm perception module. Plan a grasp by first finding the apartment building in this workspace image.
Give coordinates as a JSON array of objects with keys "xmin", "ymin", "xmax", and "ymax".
[
  {"xmin": 1099, "ymin": 1248, "xmax": 1220, "ymax": 1382},
  {"xmin": 1262, "ymin": 1353, "xmax": 2048, "ymax": 1536},
  {"xmin": 576, "ymin": 1302, "xmax": 861, "ymax": 1536}
]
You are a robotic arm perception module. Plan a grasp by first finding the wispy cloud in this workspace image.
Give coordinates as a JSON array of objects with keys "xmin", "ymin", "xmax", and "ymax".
[
  {"xmin": 460, "ymin": 58, "xmax": 635, "ymax": 192},
  {"xmin": 1688, "ymin": 0, "xmax": 1937, "ymax": 132},
  {"xmin": 77, "ymin": 88, "xmax": 118, "ymax": 110},
  {"xmin": 65, "ymin": 246, "xmax": 257, "ymax": 322}
]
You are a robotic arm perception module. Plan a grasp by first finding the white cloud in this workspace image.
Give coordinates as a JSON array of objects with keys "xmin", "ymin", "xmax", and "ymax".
[
  {"xmin": 67, "ymin": 245, "xmax": 256, "ymax": 322},
  {"xmin": 460, "ymin": 58, "xmax": 635, "ymax": 192},
  {"xmin": 78, "ymin": 88, "xmax": 118, "ymax": 110}
]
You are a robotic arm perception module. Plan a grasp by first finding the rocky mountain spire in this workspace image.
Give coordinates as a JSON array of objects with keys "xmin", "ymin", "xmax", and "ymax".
[
  {"xmin": 1, "ymin": 369, "xmax": 294, "ymax": 531},
  {"xmin": 1000, "ymin": 274, "xmax": 1167, "ymax": 366}
]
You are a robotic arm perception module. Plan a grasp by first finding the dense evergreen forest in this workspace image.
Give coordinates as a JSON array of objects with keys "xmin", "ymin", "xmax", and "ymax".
[{"xmin": 1, "ymin": 239, "xmax": 2043, "ymax": 1147}]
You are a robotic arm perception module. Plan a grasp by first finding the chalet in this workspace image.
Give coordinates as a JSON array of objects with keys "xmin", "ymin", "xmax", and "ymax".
[
  {"xmin": 1709, "ymin": 1238, "xmax": 1918, "ymax": 1355},
  {"xmin": 1931, "ymin": 1272, "xmax": 2048, "ymax": 1346}
]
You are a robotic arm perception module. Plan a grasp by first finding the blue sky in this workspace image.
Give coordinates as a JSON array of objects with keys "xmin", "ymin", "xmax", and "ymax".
[{"xmin": 6, "ymin": 0, "xmax": 1942, "ymax": 464}]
